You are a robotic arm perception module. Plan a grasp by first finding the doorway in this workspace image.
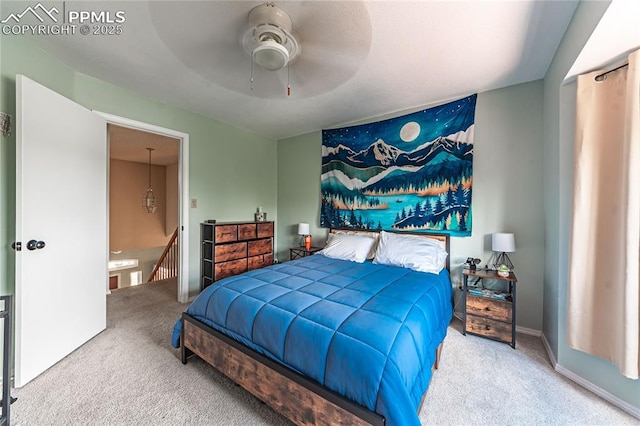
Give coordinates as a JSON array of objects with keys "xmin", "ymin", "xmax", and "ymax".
[
  {"xmin": 97, "ymin": 112, "xmax": 190, "ymax": 303},
  {"xmin": 108, "ymin": 123, "xmax": 179, "ymax": 293}
]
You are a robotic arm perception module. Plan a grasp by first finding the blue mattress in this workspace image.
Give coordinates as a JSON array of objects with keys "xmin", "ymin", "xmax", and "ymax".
[{"xmin": 172, "ymin": 255, "xmax": 452, "ymax": 425}]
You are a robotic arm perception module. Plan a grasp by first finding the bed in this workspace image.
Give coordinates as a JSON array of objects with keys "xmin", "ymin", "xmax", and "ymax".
[{"xmin": 172, "ymin": 230, "xmax": 453, "ymax": 425}]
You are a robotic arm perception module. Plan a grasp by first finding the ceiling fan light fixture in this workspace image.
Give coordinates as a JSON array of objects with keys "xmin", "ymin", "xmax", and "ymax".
[
  {"xmin": 242, "ymin": 3, "xmax": 299, "ymax": 72},
  {"xmin": 253, "ymin": 39, "xmax": 290, "ymax": 71}
]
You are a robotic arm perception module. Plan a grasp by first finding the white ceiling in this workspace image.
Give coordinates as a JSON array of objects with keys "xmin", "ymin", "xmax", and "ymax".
[
  {"xmin": 109, "ymin": 124, "xmax": 179, "ymax": 165},
  {"xmin": 566, "ymin": 0, "xmax": 640, "ymax": 81},
  {"xmin": 6, "ymin": 0, "xmax": 579, "ymax": 140}
]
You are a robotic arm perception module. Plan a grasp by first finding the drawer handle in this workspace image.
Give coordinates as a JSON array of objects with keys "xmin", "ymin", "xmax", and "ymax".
[
  {"xmin": 484, "ymin": 307, "xmax": 491, "ymax": 311},
  {"xmin": 485, "ymin": 325, "xmax": 491, "ymax": 330}
]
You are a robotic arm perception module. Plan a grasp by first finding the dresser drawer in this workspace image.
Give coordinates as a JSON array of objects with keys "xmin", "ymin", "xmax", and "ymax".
[
  {"xmin": 248, "ymin": 254, "xmax": 273, "ymax": 270},
  {"xmin": 214, "ymin": 242, "xmax": 247, "ymax": 262},
  {"xmin": 215, "ymin": 225, "xmax": 237, "ymax": 243},
  {"xmin": 466, "ymin": 295, "xmax": 512, "ymax": 322},
  {"xmin": 257, "ymin": 222, "xmax": 274, "ymax": 238},
  {"xmin": 248, "ymin": 238, "xmax": 273, "ymax": 256},
  {"xmin": 238, "ymin": 223, "xmax": 257, "ymax": 240},
  {"xmin": 465, "ymin": 315, "xmax": 512, "ymax": 343},
  {"xmin": 215, "ymin": 259, "xmax": 247, "ymax": 280}
]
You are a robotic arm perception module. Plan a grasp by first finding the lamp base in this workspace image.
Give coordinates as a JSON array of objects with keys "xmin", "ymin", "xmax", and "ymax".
[
  {"xmin": 493, "ymin": 252, "xmax": 514, "ymax": 270},
  {"xmin": 298, "ymin": 235, "xmax": 312, "ymax": 249}
]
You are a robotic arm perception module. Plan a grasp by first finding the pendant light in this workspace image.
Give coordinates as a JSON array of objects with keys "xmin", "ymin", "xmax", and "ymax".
[{"xmin": 142, "ymin": 147, "xmax": 157, "ymax": 213}]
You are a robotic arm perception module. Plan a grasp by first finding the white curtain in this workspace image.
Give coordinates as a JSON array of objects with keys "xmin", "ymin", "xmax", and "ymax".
[{"xmin": 568, "ymin": 49, "xmax": 640, "ymax": 379}]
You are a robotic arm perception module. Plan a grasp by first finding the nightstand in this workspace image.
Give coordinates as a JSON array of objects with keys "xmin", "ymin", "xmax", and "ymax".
[
  {"xmin": 462, "ymin": 269, "xmax": 517, "ymax": 348},
  {"xmin": 289, "ymin": 246, "xmax": 321, "ymax": 260}
]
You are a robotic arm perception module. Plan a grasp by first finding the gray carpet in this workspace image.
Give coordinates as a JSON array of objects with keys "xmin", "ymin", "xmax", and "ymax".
[
  {"xmin": 421, "ymin": 318, "xmax": 637, "ymax": 425},
  {"xmin": 10, "ymin": 280, "xmax": 638, "ymax": 425}
]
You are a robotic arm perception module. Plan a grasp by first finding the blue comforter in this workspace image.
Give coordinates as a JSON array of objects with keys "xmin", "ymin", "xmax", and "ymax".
[{"xmin": 172, "ymin": 255, "xmax": 452, "ymax": 425}]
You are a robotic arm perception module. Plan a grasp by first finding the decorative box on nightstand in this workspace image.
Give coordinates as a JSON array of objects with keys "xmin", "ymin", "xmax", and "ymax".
[{"xmin": 462, "ymin": 268, "xmax": 517, "ymax": 348}]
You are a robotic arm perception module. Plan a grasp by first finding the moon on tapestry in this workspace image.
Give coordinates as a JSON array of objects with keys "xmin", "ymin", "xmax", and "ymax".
[
  {"xmin": 320, "ymin": 94, "xmax": 477, "ymax": 236},
  {"xmin": 400, "ymin": 122, "xmax": 421, "ymax": 142}
]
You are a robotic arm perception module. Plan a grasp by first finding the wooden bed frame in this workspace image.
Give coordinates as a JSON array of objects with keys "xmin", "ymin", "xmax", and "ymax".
[{"xmin": 181, "ymin": 230, "xmax": 450, "ymax": 425}]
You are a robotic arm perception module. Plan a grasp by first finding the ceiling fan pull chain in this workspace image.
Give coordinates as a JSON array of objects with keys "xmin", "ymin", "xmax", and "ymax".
[
  {"xmin": 250, "ymin": 58, "xmax": 254, "ymax": 91},
  {"xmin": 287, "ymin": 63, "xmax": 291, "ymax": 96}
]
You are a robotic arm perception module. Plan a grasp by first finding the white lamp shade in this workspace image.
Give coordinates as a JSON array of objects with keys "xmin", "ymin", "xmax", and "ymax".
[
  {"xmin": 297, "ymin": 223, "xmax": 310, "ymax": 235},
  {"xmin": 253, "ymin": 40, "xmax": 289, "ymax": 71},
  {"xmin": 492, "ymin": 233, "xmax": 515, "ymax": 252}
]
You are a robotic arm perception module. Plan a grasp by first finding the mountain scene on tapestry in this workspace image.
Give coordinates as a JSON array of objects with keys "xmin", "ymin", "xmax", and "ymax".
[{"xmin": 320, "ymin": 94, "xmax": 477, "ymax": 236}]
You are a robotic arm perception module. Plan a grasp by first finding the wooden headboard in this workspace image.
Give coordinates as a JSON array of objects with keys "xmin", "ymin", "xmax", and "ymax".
[{"xmin": 329, "ymin": 228, "xmax": 450, "ymax": 271}]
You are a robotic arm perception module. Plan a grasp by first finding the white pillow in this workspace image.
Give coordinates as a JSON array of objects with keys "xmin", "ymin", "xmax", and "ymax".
[
  {"xmin": 317, "ymin": 233, "xmax": 377, "ymax": 263},
  {"xmin": 373, "ymin": 231, "xmax": 448, "ymax": 274},
  {"xmin": 332, "ymin": 230, "xmax": 380, "ymax": 259}
]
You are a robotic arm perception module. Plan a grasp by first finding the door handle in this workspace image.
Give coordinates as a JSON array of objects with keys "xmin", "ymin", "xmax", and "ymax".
[{"xmin": 26, "ymin": 240, "xmax": 46, "ymax": 251}]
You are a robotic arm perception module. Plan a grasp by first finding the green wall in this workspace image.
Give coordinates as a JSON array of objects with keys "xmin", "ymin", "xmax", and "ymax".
[
  {"xmin": 277, "ymin": 80, "xmax": 545, "ymax": 331},
  {"xmin": 543, "ymin": 0, "xmax": 640, "ymax": 411},
  {"xmin": 275, "ymin": 131, "xmax": 322, "ymax": 263},
  {"xmin": 0, "ymin": 35, "xmax": 278, "ymax": 296}
]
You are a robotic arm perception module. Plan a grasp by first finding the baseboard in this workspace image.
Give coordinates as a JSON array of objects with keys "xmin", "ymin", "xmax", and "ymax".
[
  {"xmin": 515, "ymin": 325, "xmax": 541, "ymax": 336},
  {"xmin": 540, "ymin": 333, "xmax": 639, "ymax": 420},
  {"xmin": 541, "ymin": 332, "xmax": 557, "ymax": 367},
  {"xmin": 554, "ymin": 364, "xmax": 640, "ymax": 420}
]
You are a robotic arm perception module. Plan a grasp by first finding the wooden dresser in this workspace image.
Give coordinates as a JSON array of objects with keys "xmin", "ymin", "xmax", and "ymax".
[{"xmin": 200, "ymin": 220, "xmax": 274, "ymax": 289}]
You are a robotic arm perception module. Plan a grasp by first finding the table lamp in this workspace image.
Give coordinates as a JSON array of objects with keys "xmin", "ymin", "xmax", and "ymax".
[
  {"xmin": 297, "ymin": 223, "xmax": 311, "ymax": 249},
  {"xmin": 492, "ymin": 232, "xmax": 515, "ymax": 270}
]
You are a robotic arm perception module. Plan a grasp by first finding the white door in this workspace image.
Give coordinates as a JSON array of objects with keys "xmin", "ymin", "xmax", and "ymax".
[{"xmin": 15, "ymin": 75, "xmax": 107, "ymax": 387}]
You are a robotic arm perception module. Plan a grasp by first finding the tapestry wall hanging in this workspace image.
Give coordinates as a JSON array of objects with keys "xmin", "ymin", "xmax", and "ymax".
[{"xmin": 320, "ymin": 94, "xmax": 477, "ymax": 236}]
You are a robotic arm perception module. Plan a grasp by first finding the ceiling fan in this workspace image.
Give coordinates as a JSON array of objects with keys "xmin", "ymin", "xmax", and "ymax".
[
  {"xmin": 242, "ymin": 3, "xmax": 300, "ymax": 72},
  {"xmin": 148, "ymin": 1, "xmax": 372, "ymax": 98}
]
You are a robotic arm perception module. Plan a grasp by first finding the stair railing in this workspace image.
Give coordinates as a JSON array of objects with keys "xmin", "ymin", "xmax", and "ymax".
[{"xmin": 148, "ymin": 227, "xmax": 179, "ymax": 282}]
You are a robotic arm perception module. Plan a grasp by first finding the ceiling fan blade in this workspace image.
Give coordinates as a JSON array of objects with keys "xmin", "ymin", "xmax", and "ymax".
[
  {"xmin": 148, "ymin": 1, "xmax": 257, "ymax": 93},
  {"xmin": 146, "ymin": 1, "xmax": 373, "ymax": 99}
]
